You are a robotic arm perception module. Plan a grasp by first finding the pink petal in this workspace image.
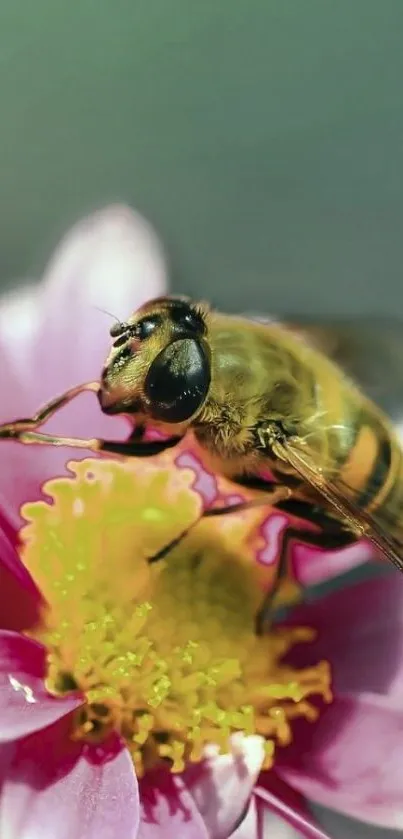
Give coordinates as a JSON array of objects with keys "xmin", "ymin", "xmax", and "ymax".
[
  {"xmin": 260, "ymin": 808, "xmax": 305, "ymax": 839},
  {"xmin": 273, "ymin": 573, "xmax": 403, "ymax": 828},
  {"xmin": 0, "ymin": 522, "xmax": 31, "ymax": 585},
  {"xmin": 278, "ymin": 691, "xmax": 403, "ymax": 829},
  {"xmin": 283, "ymin": 572, "xmax": 403, "ymax": 697},
  {"xmin": 0, "ymin": 205, "xmax": 168, "ymax": 522},
  {"xmin": 0, "ymin": 286, "xmax": 43, "ymax": 417},
  {"xmin": 0, "ymin": 288, "xmax": 50, "ymax": 527},
  {"xmin": 0, "ymin": 723, "xmax": 139, "ymax": 839},
  {"xmin": 229, "ymin": 796, "xmax": 259, "ymax": 838},
  {"xmin": 184, "ymin": 733, "xmax": 265, "ymax": 839},
  {"xmin": 0, "ymin": 518, "xmax": 41, "ymax": 632},
  {"xmin": 0, "ymin": 630, "xmax": 82, "ymax": 741},
  {"xmin": 175, "ymin": 451, "xmax": 219, "ymax": 507},
  {"xmin": 292, "ymin": 541, "xmax": 374, "ymax": 587},
  {"xmin": 255, "ymin": 775, "xmax": 332, "ymax": 839},
  {"xmin": 0, "ymin": 492, "xmax": 20, "ymax": 547},
  {"xmin": 38, "ymin": 203, "xmax": 168, "ymax": 394},
  {"xmin": 138, "ymin": 771, "xmax": 209, "ymax": 839}
]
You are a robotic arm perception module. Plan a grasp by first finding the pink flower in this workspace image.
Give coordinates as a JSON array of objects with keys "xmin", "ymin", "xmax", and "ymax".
[
  {"xmin": 0, "ymin": 204, "xmax": 401, "ymax": 839},
  {"xmin": 0, "ymin": 206, "xmax": 290, "ymax": 839}
]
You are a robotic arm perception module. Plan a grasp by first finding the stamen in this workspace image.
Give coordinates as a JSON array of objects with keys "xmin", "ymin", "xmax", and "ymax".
[{"xmin": 20, "ymin": 457, "xmax": 331, "ymax": 775}]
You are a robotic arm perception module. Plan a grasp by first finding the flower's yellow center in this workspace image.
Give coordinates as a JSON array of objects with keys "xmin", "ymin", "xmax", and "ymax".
[{"xmin": 20, "ymin": 457, "xmax": 331, "ymax": 776}]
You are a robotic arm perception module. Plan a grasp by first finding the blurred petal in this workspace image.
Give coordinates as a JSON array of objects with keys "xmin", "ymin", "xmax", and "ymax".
[
  {"xmin": 0, "ymin": 286, "xmax": 42, "ymax": 416},
  {"xmin": 255, "ymin": 775, "xmax": 332, "ymax": 839},
  {"xmin": 0, "ymin": 287, "xmax": 53, "ymax": 524},
  {"xmin": 0, "ymin": 513, "xmax": 28, "ymax": 582},
  {"xmin": 275, "ymin": 574, "xmax": 403, "ymax": 827},
  {"xmin": 0, "ymin": 204, "xmax": 168, "ymax": 521},
  {"xmin": 0, "ymin": 562, "xmax": 40, "ymax": 633},
  {"xmin": 184, "ymin": 733, "xmax": 265, "ymax": 839},
  {"xmin": 38, "ymin": 203, "xmax": 168, "ymax": 391},
  {"xmin": 230, "ymin": 796, "xmax": 259, "ymax": 838},
  {"xmin": 284, "ymin": 572, "xmax": 403, "ymax": 697},
  {"xmin": 138, "ymin": 771, "xmax": 209, "ymax": 839},
  {"xmin": 0, "ymin": 631, "xmax": 82, "ymax": 741},
  {"xmin": 0, "ymin": 723, "xmax": 139, "ymax": 839},
  {"xmin": 262, "ymin": 806, "xmax": 308, "ymax": 839},
  {"xmin": 0, "ymin": 520, "xmax": 41, "ymax": 632},
  {"xmin": 0, "ymin": 491, "xmax": 20, "ymax": 546},
  {"xmin": 291, "ymin": 541, "xmax": 374, "ymax": 588},
  {"xmin": 278, "ymin": 692, "xmax": 403, "ymax": 829},
  {"xmin": 175, "ymin": 450, "xmax": 219, "ymax": 506}
]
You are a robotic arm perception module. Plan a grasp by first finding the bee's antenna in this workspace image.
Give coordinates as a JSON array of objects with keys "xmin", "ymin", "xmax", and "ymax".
[
  {"xmin": 94, "ymin": 307, "xmax": 129, "ymax": 339},
  {"xmin": 94, "ymin": 306, "xmax": 120, "ymax": 322}
]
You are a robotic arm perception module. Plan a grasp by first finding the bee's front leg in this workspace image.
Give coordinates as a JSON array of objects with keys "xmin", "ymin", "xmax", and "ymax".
[
  {"xmin": 0, "ymin": 427, "xmax": 182, "ymax": 458},
  {"xmin": 148, "ymin": 484, "xmax": 291, "ymax": 564},
  {"xmin": 0, "ymin": 383, "xmax": 182, "ymax": 457},
  {"xmin": 0, "ymin": 382, "xmax": 99, "ymax": 439}
]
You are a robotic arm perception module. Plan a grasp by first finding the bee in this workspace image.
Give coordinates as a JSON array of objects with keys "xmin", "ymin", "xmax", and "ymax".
[{"xmin": 2, "ymin": 295, "xmax": 403, "ymax": 630}]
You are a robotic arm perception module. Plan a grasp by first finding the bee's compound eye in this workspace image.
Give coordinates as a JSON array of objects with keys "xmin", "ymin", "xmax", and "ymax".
[{"xmin": 144, "ymin": 339, "xmax": 210, "ymax": 423}]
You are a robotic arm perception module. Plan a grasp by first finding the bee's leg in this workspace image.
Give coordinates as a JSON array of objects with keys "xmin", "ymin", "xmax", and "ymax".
[
  {"xmin": 98, "ymin": 436, "xmax": 184, "ymax": 456},
  {"xmin": 128, "ymin": 424, "xmax": 146, "ymax": 441},
  {"xmin": 254, "ymin": 511, "xmax": 357, "ymax": 635},
  {"xmin": 148, "ymin": 484, "xmax": 291, "ymax": 564},
  {"xmin": 148, "ymin": 484, "xmax": 355, "ymax": 635},
  {"xmin": 0, "ymin": 384, "xmax": 182, "ymax": 456},
  {"xmin": 0, "ymin": 382, "xmax": 100, "ymax": 438},
  {"xmin": 0, "ymin": 427, "xmax": 183, "ymax": 458},
  {"xmin": 230, "ymin": 475, "xmax": 358, "ymax": 634}
]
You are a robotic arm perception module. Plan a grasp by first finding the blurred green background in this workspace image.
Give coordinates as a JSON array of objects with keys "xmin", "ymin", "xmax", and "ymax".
[{"xmin": 1, "ymin": 0, "xmax": 402, "ymax": 318}]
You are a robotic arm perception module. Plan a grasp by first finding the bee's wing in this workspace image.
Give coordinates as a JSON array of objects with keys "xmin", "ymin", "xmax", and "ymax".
[
  {"xmin": 286, "ymin": 319, "xmax": 403, "ymax": 425},
  {"xmin": 272, "ymin": 435, "xmax": 403, "ymax": 574}
]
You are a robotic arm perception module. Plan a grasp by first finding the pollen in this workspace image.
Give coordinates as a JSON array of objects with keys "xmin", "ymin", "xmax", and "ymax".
[{"xmin": 20, "ymin": 457, "xmax": 331, "ymax": 775}]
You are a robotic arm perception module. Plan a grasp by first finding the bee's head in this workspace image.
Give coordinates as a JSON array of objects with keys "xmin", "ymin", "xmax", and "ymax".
[{"xmin": 98, "ymin": 296, "xmax": 212, "ymax": 426}]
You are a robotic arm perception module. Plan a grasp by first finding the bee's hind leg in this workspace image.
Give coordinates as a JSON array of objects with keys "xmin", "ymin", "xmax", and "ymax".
[
  {"xmin": 254, "ymin": 512, "xmax": 357, "ymax": 635},
  {"xmin": 148, "ymin": 484, "xmax": 291, "ymax": 564},
  {"xmin": 231, "ymin": 474, "xmax": 357, "ymax": 635}
]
